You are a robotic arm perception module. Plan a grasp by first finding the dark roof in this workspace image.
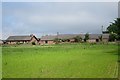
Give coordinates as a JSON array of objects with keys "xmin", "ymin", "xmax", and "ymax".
[
  {"xmin": 40, "ymin": 35, "xmax": 57, "ymax": 40},
  {"xmin": 41, "ymin": 34, "xmax": 107, "ymax": 40},
  {"xmin": 2, "ymin": 40, "xmax": 6, "ymax": 42},
  {"xmin": 40, "ymin": 34, "xmax": 85, "ymax": 40},
  {"xmin": 58, "ymin": 34, "xmax": 84, "ymax": 39},
  {"xmin": 89, "ymin": 34, "xmax": 109, "ymax": 39},
  {"xmin": 6, "ymin": 36, "xmax": 32, "ymax": 41},
  {"xmin": 102, "ymin": 34, "xmax": 109, "ymax": 39},
  {"xmin": 89, "ymin": 34, "xmax": 101, "ymax": 39}
]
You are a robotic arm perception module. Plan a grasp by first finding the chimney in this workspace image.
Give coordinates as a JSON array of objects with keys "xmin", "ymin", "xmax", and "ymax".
[
  {"xmin": 101, "ymin": 26, "xmax": 103, "ymax": 34},
  {"xmin": 57, "ymin": 32, "xmax": 59, "ymax": 38}
]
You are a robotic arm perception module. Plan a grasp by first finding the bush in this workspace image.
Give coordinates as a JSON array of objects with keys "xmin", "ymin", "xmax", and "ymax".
[
  {"xmin": 54, "ymin": 38, "xmax": 60, "ymax": 44},
  {"xmin": 61, "ymin": 39, "xmax": 70, "ymax": 42},
  {"xmin": 109, "ymin": 32, "xmax": 118, "ymax": 41},
  {"xmin": 74, "ymin": 36, "xmax": 82, "ymax": 42},
  {"xmin": 32, "ymin": 42, "xmax": 36, "ymax": 45},
  {"xmin": 16, "ymin": 42, "xmax": 21, "ymax": 45}
]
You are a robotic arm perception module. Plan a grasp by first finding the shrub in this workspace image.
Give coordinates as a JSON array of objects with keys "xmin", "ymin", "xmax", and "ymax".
[
  {"xmin": 32, "ymin": 42, "xmax": 36, "ymax": 45},
  {"xmin": 109, "ymin": 32, "xmax": 118, "ymax": 41},
  {"xmin": 61, "ymin": 39, "xmax": 70, "ymax": 42},
  {"xmin": 54, "ymin": 38, "xmax": 60, "ymax": 44},
  {"xmin": 74, "ymin": 36, "xmax": 82, "ymax": 42},
  {"xmin": 16, "ymin": 42, "xmax": 21, "ymax": 45}
]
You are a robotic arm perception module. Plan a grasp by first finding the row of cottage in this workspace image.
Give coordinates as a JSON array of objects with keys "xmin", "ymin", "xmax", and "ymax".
[{"xmin": 0, "ymin": 34, "xmax": 109, "ymax": 45}]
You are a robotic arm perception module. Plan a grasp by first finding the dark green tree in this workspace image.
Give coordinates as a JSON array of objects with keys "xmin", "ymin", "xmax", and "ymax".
[
  {"xmin": 74, "ymin": 36, "xmax": 82, "ymax": 42},
  {"xmin": 84, "ymin": 33, "xmax": 89, "ymax": 42},
  {"xmin": 109, "ymin": 32, "xmax": 118, "ymax": 41},
  {"xmin": 32, "ymin": 42, "xmax": 36, "ymax": 45},
  {"xmin": 61, "ymin": 39, "xmax": 69, "ymax": 42},
  {"xmin": 107, "ymin": 18, "xmax": 120, "ymax": 40}
]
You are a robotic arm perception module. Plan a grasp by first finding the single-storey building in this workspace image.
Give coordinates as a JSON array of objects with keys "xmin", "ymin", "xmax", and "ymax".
[
  {"xmin": 39, "ymin": 35, "xmax": 56, "ymax": 45},
  {"xmin": 39, "ymin": 34, "xmax": 84, "ymax": 45},
  {"xmin": 39, "ymin": 34, "xmax": 109, "ymax": 44},
  {"xmin": 88, "ymin": 34, "xmax": 101, "ymax": 43},
  {"xmin": 58, "ymin": 34, "xmax": 84, "ymax": 42},
  {"xmin": 88, "ymin": 34, "xmax": 109, "ymax": 43},
  {"xmin": 102, "ymin": 34, "xmax": 109, "ymax": 42},
  {"xmin": 5, "ymin": 33, "xmax": 110, "ymax": 45},
  {"xmin": 2, "ymin": 40, "xmax": 7, "ymax": 44},
  {"xmin": 0, "ymin": 39, "xmax": 3, "ymax": 45},
  {"xmin": 6, "ymin": 34, "xmax": 38, "ymax": 44}
]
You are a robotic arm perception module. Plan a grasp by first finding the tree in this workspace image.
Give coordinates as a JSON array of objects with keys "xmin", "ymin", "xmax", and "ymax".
[
  {"xmin": 109, "ymin": 32, "xmax": 118, "ymax": 41},
  {"xmin": 74, "ymin": 36, "xmax": 82, "ymax": 42},
  {"xmin": 32, "ymin": 42, "xmax": 36, "ymax": 45},
  {"xmin": 54, "ymin": 38, "xmax": 60, "ymax": 44},
  {"xmin": 107, "ymin": 18, "xmax": 120, "ymax": 40},
  {"xmin": 84, "ymin": 33, "xmax": 89, "ymax": 42},
  {"xmin": 61, "ymin": 39, "xmax": 69, "ymax": 42}
]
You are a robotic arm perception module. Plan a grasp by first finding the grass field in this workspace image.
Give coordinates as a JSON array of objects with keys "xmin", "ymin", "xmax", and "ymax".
[{"xmin": 2, "ymin": 43, "xmax": 118, "ymax": 78}]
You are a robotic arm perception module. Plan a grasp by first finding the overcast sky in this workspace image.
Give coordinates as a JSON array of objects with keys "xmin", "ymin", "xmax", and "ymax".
[{"xmin": 2, "ymin": 2, "xmax": 118, "ymax": 39}]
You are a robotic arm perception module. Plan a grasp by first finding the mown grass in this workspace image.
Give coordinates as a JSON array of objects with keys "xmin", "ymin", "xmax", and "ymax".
[
  {"xmin": 0, "ymin": 46, "xmax": 2, "ymax": 79},
  {"xmin": 2, "ymin": 43, "xmax": 118, "ymax": 78}
]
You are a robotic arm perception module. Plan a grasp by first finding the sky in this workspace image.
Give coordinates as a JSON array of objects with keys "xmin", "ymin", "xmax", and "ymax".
[
  {"xmin": 2, "ymin": 2, "xmax": 118, "ymax": 39},
  {"xmin": 0, "ymin": 2, "xmax": 2, "ymax": 39}
]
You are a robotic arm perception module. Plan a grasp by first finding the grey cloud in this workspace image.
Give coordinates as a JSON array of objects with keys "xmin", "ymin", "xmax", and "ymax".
[{"xmin": 2, "ymin": 2, "xmax": 118, "ymax": 39}]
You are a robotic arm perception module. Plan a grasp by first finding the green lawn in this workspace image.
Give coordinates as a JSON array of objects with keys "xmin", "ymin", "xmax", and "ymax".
[
  {"xmin": 2, "ymin": 43, "xmax": 118, "ymax": 78},
  {"xmin": 0, "ymin": 47, "xmax": 2, "ymax": 79}
]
